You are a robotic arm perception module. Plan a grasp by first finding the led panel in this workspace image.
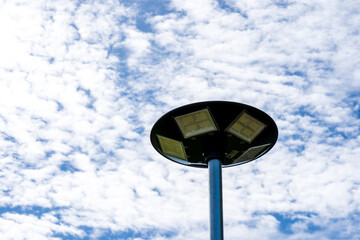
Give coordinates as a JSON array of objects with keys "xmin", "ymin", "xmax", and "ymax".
[
  {"xmin": 156, "ymin": 135, "xmax": 187, "ymax": 160},
  {"xmin": 234, "ymin": 143, "xmax": 271, "ymax": 162},
  {"xmin": 225, "ymin": 150, "xmax": 239, "ymax": 159},
  {"xmin": 175, "ymin": 108, "xmax": 218, "ymax": 139},
  {"xmin": 226, "ymin": 111, "xmax": 266, "ymax": 143}
]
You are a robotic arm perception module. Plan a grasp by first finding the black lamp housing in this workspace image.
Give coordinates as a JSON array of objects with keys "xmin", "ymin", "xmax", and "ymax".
[{"xmin": 150, "ymin": 101, "xmax": 278, "ymax": 168}]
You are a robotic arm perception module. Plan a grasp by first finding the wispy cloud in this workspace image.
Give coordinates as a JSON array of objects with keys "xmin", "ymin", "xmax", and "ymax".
[{"xmin": 0, "ymin": 0, "xmax": 359, "ymax": 239}]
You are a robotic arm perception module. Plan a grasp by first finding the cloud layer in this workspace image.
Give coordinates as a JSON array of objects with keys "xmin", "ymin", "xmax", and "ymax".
[{"xmin": 0, "ymin": 0, "xmax": 359, "ymax": 239}]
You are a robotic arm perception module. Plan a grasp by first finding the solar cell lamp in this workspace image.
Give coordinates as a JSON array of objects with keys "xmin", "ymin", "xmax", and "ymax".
[{"xmin": 150, "ymin": 101, "xmax": 278, "ymax": 240}]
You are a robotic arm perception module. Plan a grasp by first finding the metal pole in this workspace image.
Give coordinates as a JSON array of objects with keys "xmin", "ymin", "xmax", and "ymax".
[{"xmin": 208, "ymin": 158, "xmax": 224, "ymax": 240}]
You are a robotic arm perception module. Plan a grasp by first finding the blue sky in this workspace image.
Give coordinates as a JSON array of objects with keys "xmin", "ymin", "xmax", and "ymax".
[{"xmin": 0, "ymin": 0, "xmax": 359, "ymax": 239}]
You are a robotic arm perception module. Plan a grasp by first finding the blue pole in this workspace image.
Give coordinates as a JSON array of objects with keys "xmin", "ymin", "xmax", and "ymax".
[{"xmin": 208, "ymin": 158, "xmax": 224, "ymax": 240}]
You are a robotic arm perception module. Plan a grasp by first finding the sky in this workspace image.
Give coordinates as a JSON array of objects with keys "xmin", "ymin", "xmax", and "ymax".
[{"xmin": 0, "ymin": 0, "xmax": 359, "ymax": 239}]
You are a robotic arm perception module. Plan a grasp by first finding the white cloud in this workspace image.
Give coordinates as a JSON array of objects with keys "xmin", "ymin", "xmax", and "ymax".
[
  {"xmin": 0, "ymin": 0, "xmax": 359, "ymax": 239},
  {"xmin": 0, "ymin": 212, "xmax": 83, "ymax": 240}
]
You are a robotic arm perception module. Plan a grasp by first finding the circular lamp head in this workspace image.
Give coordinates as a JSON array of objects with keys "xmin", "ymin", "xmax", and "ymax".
[{"xmin": 150, "ymin": 101, "xmax": 278, "ymax": 168}]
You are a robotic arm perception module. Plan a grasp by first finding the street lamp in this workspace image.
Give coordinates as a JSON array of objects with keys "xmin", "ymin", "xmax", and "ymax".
[{"xmin": 150, "ymin": 101, "xmax": 278, "ymax": 239}]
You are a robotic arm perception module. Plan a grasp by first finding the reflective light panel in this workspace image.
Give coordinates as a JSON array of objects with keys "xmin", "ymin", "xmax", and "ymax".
[
  {"xmin": 226, "ymin": 111, "xmax": 266, "ymax": 143},
  {"xmin": 156, "ymin": 135, "xmax": 187, "ymax": 160},
  {"xmin": 235, "ymin": 144, "xmax": 271, "ymax": 162},
  {"xmin": 175, "ymin": 108, "xmax": 218, "ymax": 139},
  {"xmin": 226, "ymin": 150, "xmax": 239, "ymax": 159}
]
